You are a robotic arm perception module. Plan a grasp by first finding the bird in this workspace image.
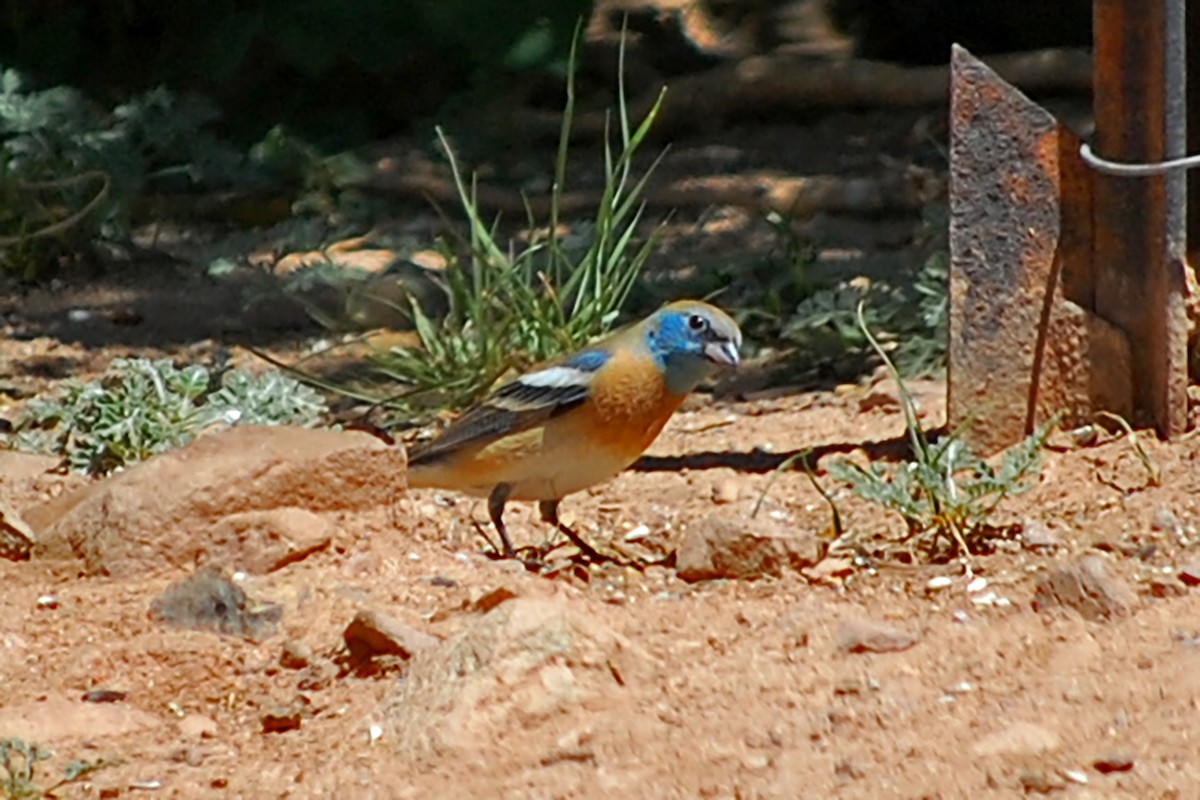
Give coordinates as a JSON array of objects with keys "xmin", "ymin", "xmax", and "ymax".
[{"xmin": 405, "ymin": 299, "xmax": 743, "ymax": 560}]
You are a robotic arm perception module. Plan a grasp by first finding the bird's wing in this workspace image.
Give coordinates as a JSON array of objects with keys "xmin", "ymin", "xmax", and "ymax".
[{"xmin": 407, "ymin": 348, "xmax": 611, "ymax": 465}]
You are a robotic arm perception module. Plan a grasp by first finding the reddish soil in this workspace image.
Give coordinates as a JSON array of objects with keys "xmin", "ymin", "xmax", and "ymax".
[{"xmin": 2, "ymin": 368, "xmax": 1200, "ymax": 797}]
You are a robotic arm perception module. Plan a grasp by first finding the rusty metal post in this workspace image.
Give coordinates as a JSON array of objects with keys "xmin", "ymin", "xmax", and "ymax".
[
  {"xmin": 1091, "ymin": 0, "xmax": 1190, "ymax": 436},
  {"xmin": 1189, "ymin": 0, "xmax": 1200, "ymax": 270},
  {"xmin": 948, "ymin": 47, "xmax": 1132, "ymax": 453}
]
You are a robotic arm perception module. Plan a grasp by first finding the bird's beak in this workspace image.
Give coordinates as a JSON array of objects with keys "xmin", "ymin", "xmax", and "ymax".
[{"xmin": 704, "ymin": 340, "xmax": 740, "ymax": 367}]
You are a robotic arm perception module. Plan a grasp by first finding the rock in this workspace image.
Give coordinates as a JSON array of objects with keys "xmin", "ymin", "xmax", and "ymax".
[
  {"xmin": 972, "ymin": 722, "xmax": 1061, "ymax": 757},
  {"xmin": 81, "ymin": 688, "xmax": 127, "ymax": 704},
  {"xmin": 1018, "ymin": 770, "xmax": 1065, "ymax": 793},
  {"xmin": 1092, "ymin": 753, "xmax": 1134, "ymax": 773},
  {"xmin": 835, "ymin": 618, "xmax": 918, "ymax": 654},
  {"xmin": 205, "ymin": 508, "xmax": 334, "ymax": 574},
  {"xmin": 471, "ymin": 586, "xmax": 518, "ymax": 614},
  {"xmin": 1147, "ymin": 575, "xmax": 1188, "ymax": 598},
  {"xmin": 675, "ymin": 515, "xmax": 821, "ymax": 582},
  {"xmin": 343, "ymin": 610, "xmax": 436, "ymax": 662},
  {"xmin": 261, "ymin": 703, "xmax": 307, "ymax": 734},
  {"xmin": 1021, "ymin": 519, "xmax": 1061, "ymax": 551},
  {"xmin": 1177, "ymin": 561, "xmax": 1200, "ymax": 587},
  {"xmin": 279, "ymin": 640, "xmax": 313, "ymax": 670},
  {"xmin": 29, "ymin": 426, "xmax": 406, "ymax": 576},
  {"xmin": 710, "ymin": 479, "xmax": 741, "ymax": 505},
  {"xmin": 0, "ymin": 500, "xmax": 37, "ymax": 562},
  {"xmin": 1032, "ymin": 555, "xmax": 1135, "ymax": 621},
  {"xmin": 178, "ymin": 713, "xmax": 218, "ymax": 739},
  {"xmin": 387, "ymin": 597, "xmax": 646, "ymax": 759},
  {"xmin": 149, "ymin": 566, "xmax": 282, "ymax": 640},
  {"xmin": 1150, "ymin": 506, "xmax": 1184, "ymax": 536}
]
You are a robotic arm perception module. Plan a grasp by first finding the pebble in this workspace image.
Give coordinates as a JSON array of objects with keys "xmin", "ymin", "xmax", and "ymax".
[
  {"xmin": 1021, "ymin": 519, "xmax": 1061, "ymax": 550},
  {"xmin": 836, "ymin": 618, "xmax": 918, "ymax": 654},
  {"xmin": 279, "ymin": 640, "xmax": 312, "ymax": 670},
  {"xmin": 711, "ymin": 480, "xmax": 741, "ymax": 505},
  {"xmin": 925, "ymin": 576, "xmax": 953, "ymax": 592},
  {"xmin": 178, "ymin": 713, "xmax": 219, "ymax": 739},
  {"xmin": 261, "ymin": 707, "xmax": 304, "ymax": 734},
  {"xmin": 1151, "ymin": 506, "xmax": 1184, "ymax": 536},
  {"xmin": 966, "ymin": 577, "xmax": 989, "ymax": 593},
  {"xmin": 1018, "ymin": 771, "xmax": 1064, "ymax": 794},
  {"xmin": 35, "ymin": 595, "xmax": 60, "ymax": 610},
  {"xmin": 1092, "ymin": 753, "xmax": 1135, "ymax": 774},
  {"xmin": 623, "ymin": 524, "xmax": 651, "ymax": 543},
  {"xmin": 1062, "ymin": 769, "xmax": 1089, "ymax": 785},
  {"xmin": 342, "ymin": 610, "xmax": 436, "ymax": 661},
  {"xmin": 1176, "ymin": 561, "xmax": 1200, "ymax": 587}
]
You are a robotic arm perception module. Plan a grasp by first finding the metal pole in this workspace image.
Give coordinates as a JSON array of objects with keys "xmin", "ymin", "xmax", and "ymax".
[{"xmin": 1091, "ymin": 0, "xmax": 1189, "ymax": 435}]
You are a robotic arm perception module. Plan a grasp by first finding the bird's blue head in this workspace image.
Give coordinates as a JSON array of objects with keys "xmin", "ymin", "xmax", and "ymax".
[{"xmin": 643, "ymin": 300, "xmax": 743, "ymax": 395}]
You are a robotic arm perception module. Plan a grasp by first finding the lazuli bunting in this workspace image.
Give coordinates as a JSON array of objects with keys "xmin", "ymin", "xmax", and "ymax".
[{"xmin": 406, "ymin": 299, "xmax": 742, "ymax": 559}]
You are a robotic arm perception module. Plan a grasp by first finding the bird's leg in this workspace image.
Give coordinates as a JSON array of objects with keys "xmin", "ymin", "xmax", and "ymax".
[
  {"xmin": 538, "ymin": 499, "xmax": 606, "ymax": 562},
  {"xmin": 486, "ymin": 484, "xmax": 515, "ymax": 557}
]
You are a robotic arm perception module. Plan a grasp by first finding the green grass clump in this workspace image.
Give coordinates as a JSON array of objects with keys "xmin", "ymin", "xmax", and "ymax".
[
  {"xmin": 364, "ymin": 32, "xmax": 667, "ymax": 418},
  {"xmin": 6, "ymin": 358, "xmax": 327, "ymax": 476}
]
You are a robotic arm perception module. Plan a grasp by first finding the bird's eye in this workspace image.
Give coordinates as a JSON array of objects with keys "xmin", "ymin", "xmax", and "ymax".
[{"xmin": 687, "ymin": 314, "xmax": 708, "ymax": 332}]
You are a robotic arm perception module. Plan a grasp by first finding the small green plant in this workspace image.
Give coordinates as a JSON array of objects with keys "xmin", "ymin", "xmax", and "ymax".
[
  {"xmin": 1, "ymin": 737, "xmax": 114, "ymax": 799},
  {"xmin": 0, "ymin": 73, "xmax": 256, "ymax": 277},
  {"xmin": 825, "ymin": 303, "xmax": 1052, "ymax": 560},
  {"xmin": 779, "ymin": 203, "xmax": 949, "ymax": 380},
  {"xmin": 363, "ymin": 29, "xmax": 667, "ymax": 418},
  {"xmin": 6, "ymin": 358, "xmax": 328, "ymax": 476}
]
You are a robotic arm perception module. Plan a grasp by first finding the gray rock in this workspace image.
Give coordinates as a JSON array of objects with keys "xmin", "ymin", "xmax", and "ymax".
[{"xmin": 149, "ymin": 565, "xmax": 281, "ymax": 641}]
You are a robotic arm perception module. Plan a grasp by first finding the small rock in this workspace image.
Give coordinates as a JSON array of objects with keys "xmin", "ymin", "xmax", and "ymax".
[
  {"xmin": 966, "ymin": 576, "xmax": 989, "ymax": 593},
  {"xmin": 710, "ymin": 480, "xmax": 741, "ymax": 505},
  {"xmin": 279, "ymin": 640, "xmax": 312, "ymax": 670},
  {"xmin": 1032, "ymin": 555, "xmax": 1135, "ymax": 621},
  {"xmin": 834, "ymin": 758, "xmax": 866, "ymax": 780},
  {"xmin": 1151, "ymin": 506, "xmax": 1184, "ymax": 536},
  {"xmin": 925, "ymin": 576, "xmax": 953, "ymax": 592},
  {"xmin": 81, "ymin": 689, "xmax": 127, "ymax": 704},
  {"xmin": 973, "ymin": 722, "xmax": 1060, "ymax": 757},
  {"xmin": 804, "ymin": 557, "xmax": 855, "ymax": 583},
  {"xmin": 149, "ymin": 565, "xmax": 282, "ymax": 641},
  {"xmin": 1062, "ymin": 769, "xmax": 1089, "ymax": 785},
  {"xmin": 1177, "ymin": 561, "xmax": 1200, "ymax": 587},
  {"xmin": 676, "ymin": 515, "xmax": 821, "ymax": 582},
  {"xmin": 171, "ymin": 744, "xmax": 208, "ymax": 766},
  {"xmin": 1092, "ymin": 753, "xmax": 1134, "ymax": 774},
  {"xmin": 1019, "ymin": 770, "xmax": 1065, "ymax": 794},
  {"xmin": 471, "ymin": 586, "xmax": 518, "ymax": 614},
  {"xmin": 343, "ymin": 610, "xmax": 436, "ymax": 662},
  {"xmin": 1021, "ymin": 519, "xmax": 1061, "ymax": 551},
  {"xmin": 35, "ymin": 595, "xmax": 59, "ymax": 610},
  {"xmin": 261, "ymin": 706, "xmax": 305, "ymax": 734},
  {"xmin": 1147, "ymin": 575, "xmax": 1187, "ymax": 598},
  {"xmin": 178, "ymin": 714, "xmax": 218, "ymax": 739},
  {"xmin": 836, "ymin": 618, "xmax": 917, "ymax": 654}
]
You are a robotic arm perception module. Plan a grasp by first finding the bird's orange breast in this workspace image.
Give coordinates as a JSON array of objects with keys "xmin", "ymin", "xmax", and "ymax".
[{"xmin": 572, "ymin": 348, "xmax": 685, "ymax": 457}]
